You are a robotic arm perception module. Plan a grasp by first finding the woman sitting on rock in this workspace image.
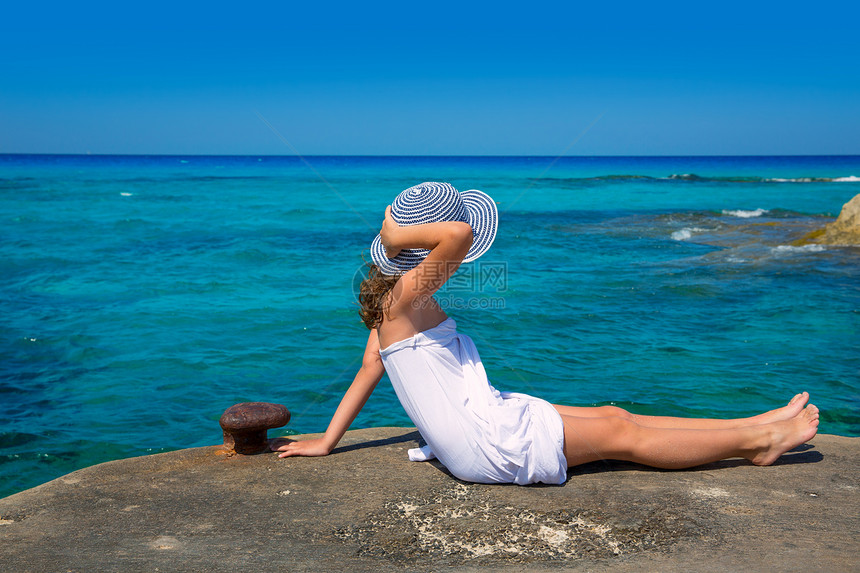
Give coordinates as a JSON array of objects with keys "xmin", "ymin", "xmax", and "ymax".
[{"xmin": 272, "ymin": 182, "xmax": 820, "ymax": 485}]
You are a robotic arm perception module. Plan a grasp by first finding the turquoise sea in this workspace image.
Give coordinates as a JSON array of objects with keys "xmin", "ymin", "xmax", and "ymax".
[{"xmin": 2, "ymin": 154, "xmax": 859, "ymax": 498}]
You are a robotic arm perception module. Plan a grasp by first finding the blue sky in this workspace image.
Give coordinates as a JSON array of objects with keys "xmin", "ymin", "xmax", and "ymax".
[{"xmin": 2, "ymin": 1, "xmax": 858, "ymax": 155}]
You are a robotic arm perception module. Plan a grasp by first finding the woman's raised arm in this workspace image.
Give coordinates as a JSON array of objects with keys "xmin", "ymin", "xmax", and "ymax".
[{"xmin": 380, "ymin": 205, "xmax": 473, "ymax": 316}]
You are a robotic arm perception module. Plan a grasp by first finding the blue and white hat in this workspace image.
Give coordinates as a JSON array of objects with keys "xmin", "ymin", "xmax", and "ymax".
[{"xmin": 370, "ymin": 182, "xmax": 498, "ymax": 276}]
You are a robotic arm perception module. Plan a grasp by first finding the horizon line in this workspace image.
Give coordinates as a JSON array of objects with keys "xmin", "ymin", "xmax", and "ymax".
[{"xmin": 2, "ymin": 153, "xmax": 860, "ymax": 159}]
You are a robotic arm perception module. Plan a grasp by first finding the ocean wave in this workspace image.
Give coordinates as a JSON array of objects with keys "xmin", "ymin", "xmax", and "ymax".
[
  {"xmin": 665, "ymin": 173, "xmax": 772, "ymax": 182},
  {"xmin": 668, "ymin": 174, "xmax": 859, "ymax": 183},
  {"xmin": 528, "ymin": 175, "xmax": 659, "ymax": 185},
  {"xmin": 722, "ymin": 208, "xmax": 769, "ymax": 218},
  {"xmin": 768, "ymin": 176, "xmax": 859, "ymax": 183},
  {"xmin": 666, "ymin": 173, "xmax": 705, "ymax": 181},
  {"xmin": 536, "ymin": 174, "xmax": 860, "ymax": 185},
  {"xmin": 671, "ymin": 227, "xmax": 707, "ymax": 241},
  {"xmin": 594, "ymin": 174, "xmax": 655, "ymax": 181},
  {"xmin": 772, "ymin": 244, "xmax": 826, "ymax": 254}
]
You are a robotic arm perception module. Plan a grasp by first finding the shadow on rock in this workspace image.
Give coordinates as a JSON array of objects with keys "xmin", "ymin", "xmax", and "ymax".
[
  {"xmin": 569, "ymin": 444, "xmax": 823, "ymax": 478},
  {"xmin": 331, "ymin": 430, "xmax": 423, "ymax": 454}
]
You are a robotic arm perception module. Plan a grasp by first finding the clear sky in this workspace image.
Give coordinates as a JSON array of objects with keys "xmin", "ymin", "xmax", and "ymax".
[{"xmin": 2, "ymin": 1, "xmax": 858, "ymax": 155}]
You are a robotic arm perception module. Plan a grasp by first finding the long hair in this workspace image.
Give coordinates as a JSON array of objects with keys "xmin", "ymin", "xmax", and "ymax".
[{"xmin": 358, "ymin": 264, "xmax": 400, "ymax": 329}]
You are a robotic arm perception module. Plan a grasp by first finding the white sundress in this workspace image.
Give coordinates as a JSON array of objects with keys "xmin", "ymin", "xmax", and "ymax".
[{"xmin": 379, "ymin": 318, "xmax": 568, "ymax": 485}]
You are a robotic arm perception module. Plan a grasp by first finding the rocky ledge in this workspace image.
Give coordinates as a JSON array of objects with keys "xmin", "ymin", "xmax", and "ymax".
[
  {"xmin": 795, "ymin": 192, "xmax": 860, "ymax": 246},
  {"xmin": 1, "ymin": 428, "xmax": 857, "ymax": 572}
]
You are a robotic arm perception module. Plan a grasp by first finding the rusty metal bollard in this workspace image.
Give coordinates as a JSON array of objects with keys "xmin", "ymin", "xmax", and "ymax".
[{"xmin": 219, "ymin": 402, "xmax": 291, "ymax": 454}]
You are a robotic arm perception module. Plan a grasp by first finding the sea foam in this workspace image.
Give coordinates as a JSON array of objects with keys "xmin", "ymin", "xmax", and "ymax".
[
  {"xmin": 671, "ymin": 227, "xmax": 706, "ymax": 241},
  {"xmin": 722, "ymin": 208, "xmax": 768, "ymax": 218},
  {"xmin": 767, "ymin": 176, "xmax": 860, "ymax": 182},
  {"xmin": 772, "ymin": 244, "xmax": 826, "ymax": 254}
]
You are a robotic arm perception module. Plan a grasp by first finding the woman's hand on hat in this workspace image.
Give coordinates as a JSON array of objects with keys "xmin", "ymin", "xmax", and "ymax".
[{"xmin": 381, "ymin": 205, "xmax": 402, "ymax": 259}]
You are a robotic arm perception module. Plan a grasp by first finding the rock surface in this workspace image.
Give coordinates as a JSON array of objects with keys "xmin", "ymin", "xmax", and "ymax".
[
  {"xmin": 822, "ymin": 192, "xmax": 860, "ymax": 245},
  {"xmin": 1, "ymin": 428, "xmax": 857, "ymax": 572},
  {"xmin": 796, "ymin": 192, "xmax": 860, "ymax": 246}
]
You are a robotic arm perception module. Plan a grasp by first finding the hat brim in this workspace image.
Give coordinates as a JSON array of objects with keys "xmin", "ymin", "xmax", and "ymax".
[{"xmin": 370, "ymin": 188, "xmax": 498, "ymax": 276}]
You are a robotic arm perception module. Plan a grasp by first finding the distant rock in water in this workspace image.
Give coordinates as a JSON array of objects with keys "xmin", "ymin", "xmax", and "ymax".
[
  {"xmin": 824, "ymin": 193, "xmax": 860, "ymax": 244},
  {"xmin": 794, "ymin": 193, "xmax": 860, "ymax": 246}
]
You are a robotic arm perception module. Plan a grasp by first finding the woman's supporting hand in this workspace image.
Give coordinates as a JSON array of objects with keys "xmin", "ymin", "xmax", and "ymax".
[
  {"xmin": 271, "ymin": 330, "xmax": 385, "ymax": 460},
  {"xmin": 269, "ymin": 436, "xmax": 333, "ymax": 458}
]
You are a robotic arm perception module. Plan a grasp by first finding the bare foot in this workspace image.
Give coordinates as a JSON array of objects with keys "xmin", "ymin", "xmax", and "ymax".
[
  {"xmin": 747, "ymin": 392, "xmax": 810, "ymax": 426},
  {"xmin": 751, "ymin": 404, "xmax": 820, "ymax": 466}
]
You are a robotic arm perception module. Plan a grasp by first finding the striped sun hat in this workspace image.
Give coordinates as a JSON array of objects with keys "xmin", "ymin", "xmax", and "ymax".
[{"xmin": 370, "ymin": 182, "xmax": 498, "ymax": 276}]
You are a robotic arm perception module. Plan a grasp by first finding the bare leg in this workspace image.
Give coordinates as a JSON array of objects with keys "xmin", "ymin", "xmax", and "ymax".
[
  {"xmin": 557, "ymin": 404, "xmax": 819, "ymax": 469},
  {"xmin": 553, "ymin": 392, "xmax": 809, "ymax": 430}
]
